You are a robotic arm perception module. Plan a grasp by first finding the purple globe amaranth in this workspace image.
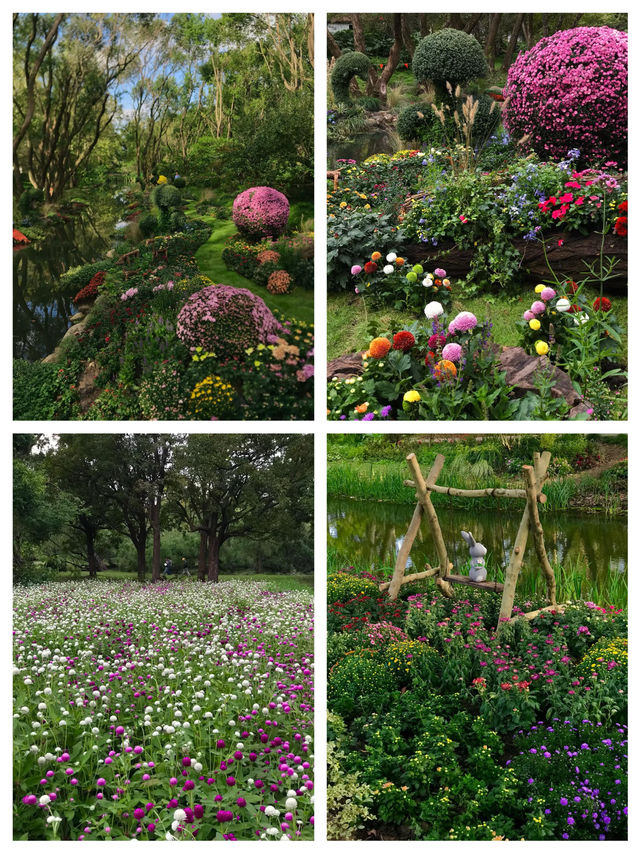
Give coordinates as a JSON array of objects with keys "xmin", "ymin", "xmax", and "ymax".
[
  {"xmin": 503, "ymin": 27, "xmax": 628, "ymax": 166},
  {"xmin": 232, "ymin": 186, "xmax": 290, "ymax": 238},
  {"xmin": 176, "ymin": 284, "xmax": 282, "ymax": 362}
]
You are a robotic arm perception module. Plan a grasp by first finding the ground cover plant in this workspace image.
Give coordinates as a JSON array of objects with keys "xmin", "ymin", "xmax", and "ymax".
[
  {"xmin": 326, "ymin": 13, "xmax": 627, "ymax": 421},
  {"xmin": 13, "ymin": 13, "xmax": 314, "ymax": 421},
  {"xmin": 14, "ymin": 579, "xmax": 314, "ymax": 841}
]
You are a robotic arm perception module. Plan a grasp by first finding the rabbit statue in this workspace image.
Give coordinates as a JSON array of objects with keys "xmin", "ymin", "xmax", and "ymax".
[{"xmin": 460, "ymin": 531, "xmax": 487, "ymax": 582}]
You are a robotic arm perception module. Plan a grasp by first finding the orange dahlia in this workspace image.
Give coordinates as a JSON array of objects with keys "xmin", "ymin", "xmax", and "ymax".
[
  {"xmin": 433, "ymin": 359, "xmax": 457, "ymax": 380},
  {"xmin": 371, "ymin": 251, "xmax": 382, "ymax": 261},
  {"xmin": 368, "ymin": 337, "xmax": 391, "ymax": 358}
]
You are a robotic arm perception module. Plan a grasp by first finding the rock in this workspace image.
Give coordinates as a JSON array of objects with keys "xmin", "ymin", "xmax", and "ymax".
[
  {"xmin": 77, "ymin": 361, "xmax": 102, "ymax": 412},
  {"xmin": 327, "ymin": 352, "xmax": 366, "ymax": 380},
  {"xmin": 499, "ymin": 347, "xmax": 580, "ymax": 404},
  {"xmin": 70, "ymin": 312, "xmax": 84, "ymax": 323}
]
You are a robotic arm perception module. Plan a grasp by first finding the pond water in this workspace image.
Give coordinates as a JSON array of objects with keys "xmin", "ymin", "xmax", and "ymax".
[
  {"xmin": 328, "ymin": 498, "xmax": 627, "ymax": 589},
  {"xmin": 328, "ymin": 130, "xmax": 396, "ymax": 166},
  {"xmin": 14, "ymin": 201, "xmax": 118, "ymax": 360}
]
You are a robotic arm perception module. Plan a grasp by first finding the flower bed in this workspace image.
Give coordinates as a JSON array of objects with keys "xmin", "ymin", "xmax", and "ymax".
[
  {"xmin": 14, "ymin": 580, "xmax": 314, "ymax": 841},
  {"xmin": 327, "ymin": 568, "xmax": 627, "ymax": 841},
  {"xmin": 14, "ymin": 194, "xmax": 313, "ymax": 421}
]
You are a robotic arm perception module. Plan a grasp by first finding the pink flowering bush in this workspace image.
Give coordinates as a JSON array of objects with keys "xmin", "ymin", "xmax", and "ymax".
[
  {"xmin": 503, "ymin": 27, "xmax": 628, "ymax": 166},
  {"xmin": 176, "ymin": 284, "xmax": 282, "ymax": 362},
  {"xmin": 232, "ymin": 187, "xmax": 290, "ymax": 238}
]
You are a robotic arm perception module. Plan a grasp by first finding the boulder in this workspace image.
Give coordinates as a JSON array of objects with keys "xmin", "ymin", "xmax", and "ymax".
[
  {"xmin": 327, "ymin": 352, "xmax": 366, "ymax": 380},
  {"xmin": 499, "ymin": 346, "xmax": 581, "ymax": 405}
]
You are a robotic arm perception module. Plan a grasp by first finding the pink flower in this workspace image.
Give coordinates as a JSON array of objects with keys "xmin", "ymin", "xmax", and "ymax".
[
  {"xmin": 530, "ymin": 300, "xmax": 546, "ymax": 315},
  {"xmin": 441, "ymin": 342, "xmax": 462, "ymax": 362},
  {"xmin": 540, "ymin": 287, "xmax": 556, "ymax": 301},
  {"xmin": 351, "ymin": 265, "xmax": 362, "ymax": 275},
  {"xmin": 523, "ymin": 310, "xmax": 534, "ymax": 321}
]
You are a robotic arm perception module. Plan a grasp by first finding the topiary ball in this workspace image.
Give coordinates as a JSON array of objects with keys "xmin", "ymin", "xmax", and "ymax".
[
  {"xmin": 397, "ymin": 103, "xmax": 442, "ymax": 144},
  {"xmin": 331, "ymin": 51, "xmax": 371, "ymax": 105},
  {"xmin": 413, "ymin": 28, "xmax": 488, "ymax": 96},
  {"xmin": 176, "ymin": 284, "xmax": 282, "ymax": 362},
  {"xmin": 503, "ymin": 26, "xmax": 628, "ymax": 166},
  {"xmin": 152, "ymin": 183, "xmax": 181, "ymax": 211},
  {"xmin": 232, "ymin": 186, "xmax": 290, "ymax": 238}
]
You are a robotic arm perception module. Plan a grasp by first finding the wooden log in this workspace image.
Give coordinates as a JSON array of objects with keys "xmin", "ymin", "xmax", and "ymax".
[
  {"xmin": 379, "ymin": 565, "xmax": 439, "ymax": 592},
  {"xmin": 403, "ymin": 479, "xmax": 547, "ymax": 503},
  {"xmin": 516, "ymin": 603, "xmax": 568, "ymax": 621},
  {"xmin": 387, "ymin": 501, "xmax": 423, "ymax": 600},
  {"xmin": 443, "ymin": 573, "xmax": 504, "ymax": 593},
  {"xmin": 523, "ymin": 465, "xmax": 556, "ymax": 606}
]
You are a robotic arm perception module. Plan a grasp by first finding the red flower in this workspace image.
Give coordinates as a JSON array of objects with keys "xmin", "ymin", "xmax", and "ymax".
[
  {"xmin": 618, "ymin": 200, "xmax": 628, "ymax": 213},
  {"xmin": 593, "ymin": 297, "xmax": 612, "ymax": 312},
  {"xmin": 424, "ymin": 350, "xmax": 436, "ymax": 366},
  {"xmin": 566, "ymin": 280, "xmax": 579, "ymax": 294},
  {"xmin": 614, "ymin": 216, "xmax": 627, "ymax": 237},
  {"xmin": 500, "ymin": 682, "xmax": 513, "ymax": 691},
  {"xmin": 364, "ymin": 261, "xmax": 378, "ymax": 274},
  {"xmin": 392, "ymin": 330, "xmax": 416, "ymax": 351}
]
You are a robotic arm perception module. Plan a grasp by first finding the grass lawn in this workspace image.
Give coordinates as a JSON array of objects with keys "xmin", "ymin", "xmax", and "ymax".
[
  {"xmin": 54, "ymin": 569, "xmax": 313, "ymax": 592},
  {"xmin": 186, "ymin": 197, "xmax": 314, "ymax": 325},
  {"xmin": 328, "ymin": 286, "xmax": 628, "ymax": 364}
]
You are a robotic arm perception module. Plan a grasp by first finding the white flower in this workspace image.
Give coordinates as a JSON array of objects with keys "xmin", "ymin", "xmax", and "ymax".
[
  {"xmin": 46, "ymin": 815, "xmax": 62, "ymax": 824},
  {"xmin": 266, "ymin": 828, "xmax": 280, "ymax": 836},
  {"xmin": 285, "ymin": 797, "xmax": 297, "ymax": 810},
  {"xmin": 424, "ymin": 301, "xmax": 444, "ymax": 319},
  {"xmin": 556, "ymin": 298, "xmax": 571, "ymax": 312},
  {"xmin": 574, "ymin": 312, "xmax": 589, "ymax": 325},
  {"xmin": 264, "ymin": 805, "xmax": 279, "ymax": 817},
  {"xmin": 386, "ymin": 252, "xmax": 397, "ymax": 262},
  {"xmin": 173, "ymin": 809, "xmax": 187, "ymax": 822},
  {"xmin": 383, "ymin": 264, "xmax": 394, "ymax": 275},
  {"xmin": 39, "ymin": 795, "xmax": 51, "ymax": 805}
]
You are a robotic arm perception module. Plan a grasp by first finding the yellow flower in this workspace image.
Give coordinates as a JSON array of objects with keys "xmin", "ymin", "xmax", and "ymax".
[
  {"xmin": 535, "ymin": 340, "xmax": 549, "ymax": 355},
  {"xmin": 403, "ymin": 390, "xmax": 421, "ymax": 403},
  {"xmin": 339, "ymin": 201, "xmax": 347, "ymax": 208},
  {"xmin": 529, "ymin": 319, "xmax": 541, "ymax": 330},
  {"xmin": 535, "ymin": 283, "xmax": 545, "ymax": 293}
]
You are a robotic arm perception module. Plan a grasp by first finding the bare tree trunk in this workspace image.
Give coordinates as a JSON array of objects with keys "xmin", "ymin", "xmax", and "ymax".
[
  {"xmin": 86, "ymin": 528, "xmax": 98, "ymax": 579},
  {"xmin": 137, "ymin": 541, "xmax": 147, "ymax": 583},
  {"xmin": 485, "ymin": 13, "xmax": 502, "ymax": 71},
  {"xmin": 464, "ymin": 13, "xmax": 483, "ymax": 35},
  {"xmin": 401, "ymin": 15, "xmax": 416, "ymax": 59},
  {"xmin": 151, "ymin": 501, "xmax": 161, "ymax": 582},
  {"xmin": 327, "ymin": 29, "xmax": 342, "ymax": 59},
  {"xmin": 502, "ymin": 13, "xmax": 524, "ymax": 71},
  {"xmin": 419, "ymin": 14, "xmax": 429, "ymax": 37}
]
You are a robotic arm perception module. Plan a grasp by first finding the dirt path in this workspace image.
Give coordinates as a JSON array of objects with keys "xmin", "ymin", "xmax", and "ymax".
[{"xmin": 565, "ymin": 440, "xmax": 627, "ymax": 481}]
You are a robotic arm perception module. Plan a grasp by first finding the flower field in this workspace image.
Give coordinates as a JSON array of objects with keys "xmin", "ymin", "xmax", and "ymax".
[
  {"xmin": 327, "ymin": 570, "xmax": 627, "ymax": 840},
  {"xmin": 13, "ymin": 580, "xmax": 314, "ymax": 841}
]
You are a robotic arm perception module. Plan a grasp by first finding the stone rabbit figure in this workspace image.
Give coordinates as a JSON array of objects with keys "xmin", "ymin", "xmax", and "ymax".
[{"xmin": 461, "ymin": 531, "xmax": 487, "ymax": 582}]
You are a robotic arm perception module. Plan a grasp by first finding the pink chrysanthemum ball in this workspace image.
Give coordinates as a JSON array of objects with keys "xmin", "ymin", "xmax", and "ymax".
[
  {"xmin": 503, "ymin": 27, "xmax": 628, "ymax": 166},
  {"xmin": 176, "ymin": 284, "xmax": 282, "ymax": 362},
  {"xmin": 232, "ymin": 187, "xmax": 290, "ymax": 238},
  {"xmin": 448, "ymin": 311, "xmax": 477, "ymax": 334}
]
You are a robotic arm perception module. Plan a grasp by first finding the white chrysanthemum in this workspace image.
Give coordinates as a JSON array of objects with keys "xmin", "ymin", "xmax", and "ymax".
[
  {"xmin": 424, "ymin": 301, "xmax": 444, "ymax": 319},
  {"xmin": 556, "ymin": 298, "xmax": 571, "ymax": 312},
  {"xmin": 383, "ymin": 264, "xmax": 394, "ymax": 275},
  {"xmin": 386, "ymin": 252, "xmax": 397, "ymax": 262}
]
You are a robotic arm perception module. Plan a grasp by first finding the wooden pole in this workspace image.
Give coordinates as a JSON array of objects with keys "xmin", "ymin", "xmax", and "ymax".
[
  {"xmin": 403, "ymin": 480, "xmax": 547, "ymax": 503},
  {"xmin": 523, "ymin": 465, "xmax": 556, "ymax": 605},
  {"xmin": 407, "ymin": 453, "xmax": 454, "ymax": 597},
  {"xmin": 388, "ymin": 501, "xmax": 423, "ymax": 600}
]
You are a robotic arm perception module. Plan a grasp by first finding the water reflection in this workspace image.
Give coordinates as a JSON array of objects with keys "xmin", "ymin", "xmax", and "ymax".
[
  {"xmin": 328, "ymin": 498, "xmax": 627, "ymax": 586},
  {"xmin": 328, "ymin": 130, "xmax": 396, "ymax": 167},
  {"xmin": 14, "ymin": 203, "xmax": 116, "ymax": 360}
]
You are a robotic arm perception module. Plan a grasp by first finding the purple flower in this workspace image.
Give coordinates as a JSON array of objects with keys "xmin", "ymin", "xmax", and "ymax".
[{"xmin": 216, "ymin": 810, "xmax": 234, "ymax": 823}]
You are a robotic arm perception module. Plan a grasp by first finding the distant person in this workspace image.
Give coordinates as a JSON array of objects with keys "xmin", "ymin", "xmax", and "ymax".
[
  {"xmin": 162, "ymin": 558, "xmax": 173, "ymax": 577},
  {"xmin": 181, "ymin": 557, "xmax": 191, "ymax": 577}
]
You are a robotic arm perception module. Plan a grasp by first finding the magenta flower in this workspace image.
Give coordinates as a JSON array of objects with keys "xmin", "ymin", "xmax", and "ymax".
[
  {"xmin": 442, "ymin": 342, "xmax": 463, "ymax": 362},
  {"xmin": 540, "ymin": 287, "xmax": 556, "ymax": 301},
  {"xmin": 448, "ymin": 311, "xmax": 478, "ymax": 333},
  {"xmin": 351, "ymin": 264, "xmax": 362, "ymax": 275},
  {"xmin": 531, "ymin": 301, "xmax": 546, "ymax": 315},
  {"xmin": 216, "ymin": 810, "xmax": 234, "ymax": 823}
]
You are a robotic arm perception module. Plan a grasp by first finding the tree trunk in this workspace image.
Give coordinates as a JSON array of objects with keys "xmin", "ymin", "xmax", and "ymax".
[
  {"xmin": 327, "ymin": 29, "xmax": 342, "ymax": 59},
  {"xmin": 136, "ymin": 540, "xmax": 147, "ymax": 583},
  {"xmin": 86, "ymin": 527, "xmax": 98, "ymax": 579},
  {"xmin": 502, "ymin": 13, "xmax": 524, "ymax": 72},
  {"xmin": 464, "ymin": 13, "xmax": 483, "ymax": 35},
  {"xmin": 198, "ymin": 529, "xmax": 208, "ymax": 581},
  {"xmin": 485, "ymin": 13, "xmax": 502, "ymax": 71},
  {"xmin": 151, "ymin": 500, "xmax": 161, "ymax": 582},
  {"xmin": 207, "ymin": 533, "xmax": 220, "ymax": 583}
]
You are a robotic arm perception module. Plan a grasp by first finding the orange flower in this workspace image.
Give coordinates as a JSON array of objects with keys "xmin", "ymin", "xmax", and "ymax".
[
  {"xmin": 433, "ymin": 359, "xmax": 457, "ymax": 380},
  {"xmin": 355, "ymin": 402, "xmax": 369, "ymax": 413},
  {"xmin": 371, "ymin": 251, "xmax": 382, "ymax": 261},
  {"xmin": 395, "ymin": 257, "xmax": 405, "ymax": 266},
  {"xmin": 368, "ymin": 337, "xmax": 391, "ymax": 358}
]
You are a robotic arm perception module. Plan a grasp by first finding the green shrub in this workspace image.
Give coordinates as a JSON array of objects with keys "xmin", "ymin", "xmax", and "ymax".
[
  {"xmin": 328, "ymin": 652, "xmax": 396, "ymax": 719},
  {"xmin": 152, "ymin": 183, "xmax": 182, "ymax": 211},
  {"xmin": 138, "ymin": 212, "xmax": 158, "ymax": 237},
  {"xmin": 169, "ymin": 210, "xmax": 188, "ymax": 232},
  {"xmin": 357, "ymin": 95, "xmax": 380, "ymax": 112},
  {"xmin": 327, "ymin": 571, "xmax": 380, "ymax": 604},
  {"xmin": 18, "ymin": 187, "xmax": 44, "ymax": 215},
  {"xmin": 59, "ymin": 260, "xmax": 114, "ymax": 296},
  {"xmin": 413, "ymin": 28, "xmax": 488, "ymax": 99},
  {"xmin": 397, "ymin": 103, "xmax": 442, "ymax": 144},
  {"xmin": 328, "ymin": 630, "xmax": 369, "ymax": 671},
  {"xmin": 332, "ymin": 51, "xmax": 371, "ymax": 105},
  {"xmin": 173, "ymin": 176, "xmax": 186, "ymax": 188},
  {"xmin": 13, "ymin": 359, "xmax": 79, "ymax": 420}
]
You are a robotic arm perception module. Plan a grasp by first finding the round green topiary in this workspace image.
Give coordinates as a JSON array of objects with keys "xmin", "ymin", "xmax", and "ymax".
[
  {"xmin": 467, "ymin": 93, "xmax": 501, "ymax": 146},
  {"xmin": 413, "ymin": 28, "xmax": 488, "ymax": 99},
  {"xmin": 138, "ymin": 212, "xmax": 158, "ymax": 237},
  {"xmin": 331, "ymin": 51, "xmax": 371, "ymax": 105},
  {"xmin": 397, "ymin": 103, "xmax": 442, "ymax": 144},
  {"xmin": 152, "ymin": 183, "xmax": 181, "ymax": 211}
]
